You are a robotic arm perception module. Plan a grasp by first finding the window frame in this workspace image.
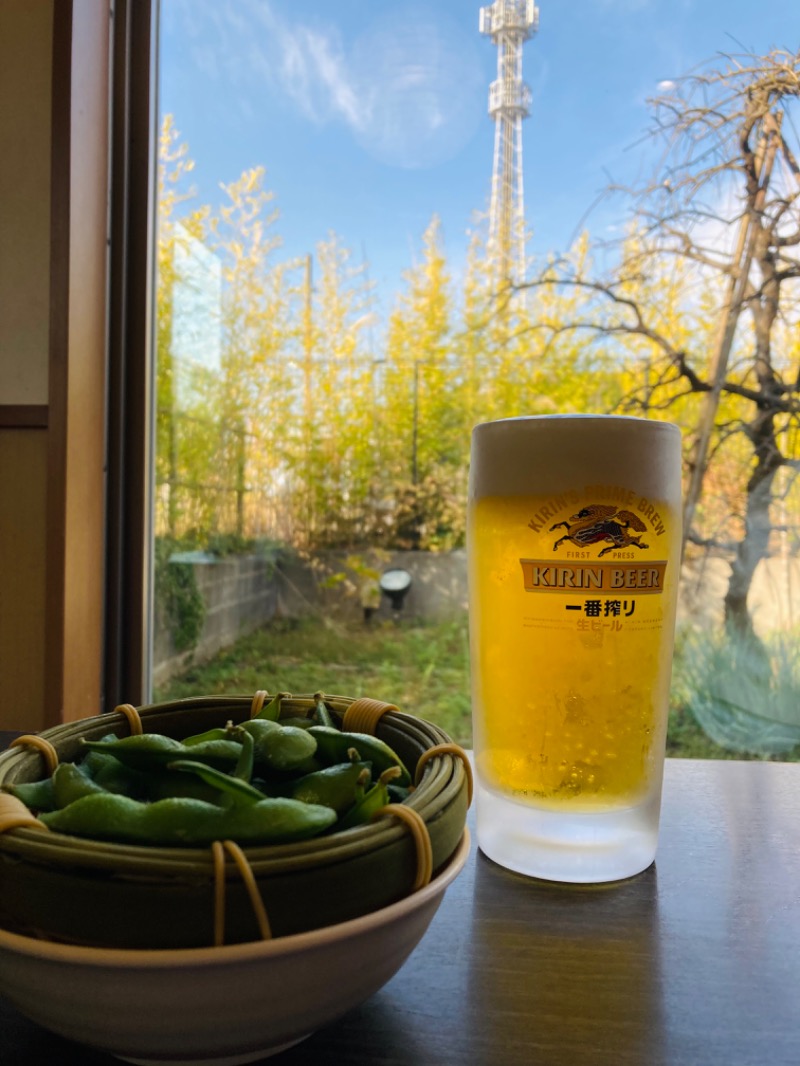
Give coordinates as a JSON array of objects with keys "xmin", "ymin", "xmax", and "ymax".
[{"xmin": 102, "ymin": 0, "xmax": 158, "ymax": 709}]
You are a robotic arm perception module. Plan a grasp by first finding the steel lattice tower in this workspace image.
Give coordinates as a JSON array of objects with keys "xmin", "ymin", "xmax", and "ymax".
[{"xmin": 479, "ymin": 1, "xmax": 538, "ymax": 284}]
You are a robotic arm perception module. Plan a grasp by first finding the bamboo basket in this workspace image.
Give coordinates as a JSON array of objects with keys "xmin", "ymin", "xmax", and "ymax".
[{"xmin": 0, "ymin": 694, "xmax": 470, "ymax": 949}]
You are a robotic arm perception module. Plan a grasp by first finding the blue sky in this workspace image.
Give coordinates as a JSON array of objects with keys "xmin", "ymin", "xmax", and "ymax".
[{"xmin": 159, "ymin": 0, "xmax": 796, "ymax": 312}]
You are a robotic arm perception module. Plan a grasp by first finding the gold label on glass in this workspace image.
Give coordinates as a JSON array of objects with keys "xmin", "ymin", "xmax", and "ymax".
[
  {"xmin": 509, "ymin": 488, "xmax": 673, "ymax": 640},
  {"xmin": 520, "ymin": 560, "xmax": 667, "ymax": 594},
  {"xmin": 469, "ymin": 482, "xmax": 680, "ymax": 808}
]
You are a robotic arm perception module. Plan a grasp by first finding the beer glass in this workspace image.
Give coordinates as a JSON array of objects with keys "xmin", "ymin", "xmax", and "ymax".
[{"xmin": 467, "ymin": 415, "xmax": 682, "ymax": 882}]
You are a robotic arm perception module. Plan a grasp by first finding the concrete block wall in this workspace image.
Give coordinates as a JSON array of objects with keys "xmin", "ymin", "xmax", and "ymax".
[{"xmin": 153, "ymin": 555, "xmax": 279, "ymax": 689}]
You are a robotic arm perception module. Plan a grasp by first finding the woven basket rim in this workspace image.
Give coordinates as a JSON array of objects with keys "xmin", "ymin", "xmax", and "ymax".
[{"xmin": 0, "ymin": 694, "xmax": 469, "ymax": 875}]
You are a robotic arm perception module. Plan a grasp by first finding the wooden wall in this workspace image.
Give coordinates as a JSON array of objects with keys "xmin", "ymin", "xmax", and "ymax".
[
  {"xmin": 0, "ymin": 1, "xmax": 54, "ymax": 731},
  {"xmin": 0, "ymin": 0, "xmax": 111, "ymax": 730}
]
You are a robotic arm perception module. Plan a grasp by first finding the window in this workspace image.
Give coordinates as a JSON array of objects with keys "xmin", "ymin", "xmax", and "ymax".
[{"xmin": 146, "ymin": 1, "xmax": 800, "ymax": 762}]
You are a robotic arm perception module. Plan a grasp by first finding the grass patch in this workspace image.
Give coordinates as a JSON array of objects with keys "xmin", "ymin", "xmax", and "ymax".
[
  {"xmin": 156, "ymin": 614, "xmax": 799, "ymax": 761},
  {"xmin": 156, "ymin": 616, "xmax": 473, "ymax": 746}
]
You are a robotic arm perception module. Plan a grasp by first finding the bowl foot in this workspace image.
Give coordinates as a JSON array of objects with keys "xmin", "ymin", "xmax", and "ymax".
[{"xmin": 115, "ymin": 1033, "xmax": 311, "ymax": 1066}]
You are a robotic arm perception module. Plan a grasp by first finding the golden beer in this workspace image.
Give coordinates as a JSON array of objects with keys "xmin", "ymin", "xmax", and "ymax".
[{"xmin": 468, "ymin": 416, "xmax": 682, "ymax": 881}]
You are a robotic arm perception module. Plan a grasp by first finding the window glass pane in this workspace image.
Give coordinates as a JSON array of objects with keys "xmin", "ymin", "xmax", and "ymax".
[{"xmin": 152, "ymin": 0, "xmax": 800, "ymax": 762}]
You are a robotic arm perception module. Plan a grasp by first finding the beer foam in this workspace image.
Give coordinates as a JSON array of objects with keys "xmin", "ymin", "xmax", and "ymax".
[{"xmin": 468, "ymin": 415, "xmax": 681, "ymax": 500}]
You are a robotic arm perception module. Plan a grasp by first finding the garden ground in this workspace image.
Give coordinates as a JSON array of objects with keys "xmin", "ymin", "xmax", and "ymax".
[{"xmin": 155, "ymin": 615, "xmax": 799, "ymax": 762}]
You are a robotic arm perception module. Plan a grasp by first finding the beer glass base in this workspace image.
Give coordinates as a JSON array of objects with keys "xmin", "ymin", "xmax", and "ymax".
[{"xmin": 475, "ymin": 781, "xmax": 661, "ymax": 883}]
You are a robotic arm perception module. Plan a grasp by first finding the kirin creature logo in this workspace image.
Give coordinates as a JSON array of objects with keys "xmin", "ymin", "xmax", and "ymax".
[{"xmin": 540, "ymin": 504, "xmax": 649, "ymax": 558}]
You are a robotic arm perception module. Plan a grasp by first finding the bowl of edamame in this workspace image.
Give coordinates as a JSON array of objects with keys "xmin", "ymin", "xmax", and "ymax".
[{"xmin": 0, "ymin": 692, "xmax": 471, "ymax": 950}]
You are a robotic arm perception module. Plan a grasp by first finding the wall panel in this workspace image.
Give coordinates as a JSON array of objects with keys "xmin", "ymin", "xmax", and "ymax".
[{"xmin": 0, "ymin": 431, "xmax": 47, "ymax": 731}]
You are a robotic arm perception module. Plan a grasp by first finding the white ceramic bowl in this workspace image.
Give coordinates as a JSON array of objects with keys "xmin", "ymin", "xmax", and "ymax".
[{"xmin": 0, "ymin": 830, "xmax": 470, "ymax": 1066}]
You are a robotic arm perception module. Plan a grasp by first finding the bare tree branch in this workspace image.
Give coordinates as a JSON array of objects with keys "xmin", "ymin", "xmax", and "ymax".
[{"xmin": 513, "ymin": 49, "xmax": 800, "ymax": 643}]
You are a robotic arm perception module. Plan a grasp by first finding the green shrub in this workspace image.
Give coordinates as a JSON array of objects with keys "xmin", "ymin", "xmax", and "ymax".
[
  {"xmin": 154, "ymin": 538, "xmax": 206, "ymax": 653},
  {"xmin": 673, "ymin": 624, "xmax": 800, "ymax": 757}
]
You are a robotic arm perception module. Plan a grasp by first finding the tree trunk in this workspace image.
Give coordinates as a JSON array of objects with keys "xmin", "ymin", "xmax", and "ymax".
[
  {"xmin": 723, "ymin": 424, "xmax": 783, "ymax": 645},
  {"xmin": 723, "ymin": 215, "xmax": 784, "ymax": 647}
]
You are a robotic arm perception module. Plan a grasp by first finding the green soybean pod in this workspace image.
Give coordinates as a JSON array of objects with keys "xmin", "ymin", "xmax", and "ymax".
[
  {"xmin": 312, "ymin": 692, "xmax": 335, "ymax": 728},
  {"xmin": 5, "ymin": 776, "xmax": 57, "ymax": 813},
  {"xmin": 51, "ymin": 762, "xmax": 107, "ymax": 808},
  {"xmin": 285, "ymin": 761, "xmax": 372, "ymax": 815},
  {"xmin": 81, "ymin": 734, "xmax": 241, "ymax": 772},
  {"xmin": 239, "ymin": 719, "xmax": 318, "ymax": 772},
  {"xmin": 181, "ymin": 726, "xmax": 232, "ymax": 747},
  {"xmin": 41, "ymin": 792, "xmax": 336, "ymax": 846},
  {"xmin": 308, "ymin": 726, "xmax": 411, "ymax": 786},
  {"xmin": 166, "ymin": 759, "xmax": 265, "ymax": 806},
  {"xmin": 334, "ymin": 778, "xmax": 391, "ymax": 832},
  {"xmin": 251, "ymin": 691, "xmax": 290, "ymax": 722}
]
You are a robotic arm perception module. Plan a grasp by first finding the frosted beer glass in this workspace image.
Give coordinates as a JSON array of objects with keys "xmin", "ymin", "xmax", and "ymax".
[{"xmin": 468, "ymin": 415, "xmax": 682, "ymax": 882}]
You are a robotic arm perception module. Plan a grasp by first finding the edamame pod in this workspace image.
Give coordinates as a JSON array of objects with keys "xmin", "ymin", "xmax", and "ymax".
[
  {"xmin": 334, "ymin": 767, "xmax": 403, "ymax": 830},
  {"xmin": 252, "ymin": 691, "xmax": 289, "ymax": 722},
  {"xmin": 312, "ymin": 693, "xmax": 334, "ymax": 728},
  {"xmin": 284, "ymin": 761, "xmax": 372, "ymax": 815},
  {"xmin": 40, "ymin": 792, "xmax": 337, "ymax": 845},
  {"xmin": 181, "ymin": 725, "xmax": 232, "ymax": 747},
  {"xmin": 334, "ymin": 779, "xmax": 390, "ymax": 831},
  {"xmin": 80, "ymin": 733, "xmax": 123, "ymax": 776},
  {"xmin": 166, "ymin": 758, "xmax": 265, "ymax": 806},
  {"xmin": 81, "ymin": 734, "xmax": 242, "ymax": 772},
  {"xmin": 239, "ymin": 719, "xmax": 318, "ymax": 772},
  {"xmin": 308, "ymin": 726, "xmax": 411, "ymax": 786},
  {"xmin": 51, "ymin": 762, "xmax": 107, "ymax": 808},
  {"xmin": 5, "ymin": 776, "xmax": 57, "ymax": 813}
]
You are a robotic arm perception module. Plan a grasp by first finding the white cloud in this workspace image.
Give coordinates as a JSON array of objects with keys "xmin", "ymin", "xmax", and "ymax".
[
  {"xmin": 169, "ymin": 0, "xmax": 484, "ymax": 169},
  {"xmin": 169, "ymin": 0, "xmax": 364, "ymax": 128},
  {"xmin": 290, "ymin": 29, "xmax": 369, "ymax": 130},
  {"xmin": 347, "ymin": 9, "xmax": 484, "ymax": 168}
]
